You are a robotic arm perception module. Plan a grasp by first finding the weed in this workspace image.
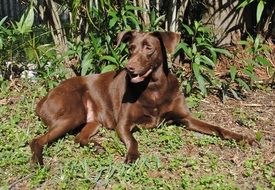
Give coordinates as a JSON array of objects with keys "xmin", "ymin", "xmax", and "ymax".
[{"xmin": 232, "ymin": 108, "xmax": 258, "ymax": 128}]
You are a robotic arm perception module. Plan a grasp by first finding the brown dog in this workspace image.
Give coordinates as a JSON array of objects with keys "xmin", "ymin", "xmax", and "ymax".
[{"xmin": 31, "ymin": 31, "xmax": 255, "ymax": 165}]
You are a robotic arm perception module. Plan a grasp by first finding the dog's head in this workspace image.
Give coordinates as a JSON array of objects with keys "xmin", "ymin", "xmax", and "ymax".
[{"xmin": 117, "ymin": 31, "xmax": 180, "ymax": 83}]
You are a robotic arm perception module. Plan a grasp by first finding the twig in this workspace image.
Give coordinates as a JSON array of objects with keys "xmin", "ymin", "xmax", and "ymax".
[
  {"xmin": 261, "ymin": 130, "xmax": 275, "ymax": 135},
  {"xmin": 241, "ymin": 103, "xmax": 263, "ymax": 107},
  {"xmin": 9, "ymin": 174, "xmax": 33, "ymax": 189},
  {"xmin": 265, "ymin": 155, "xmax": 275, "ymax": 165},
  {"xmin": 240, "ymin": 103, "xmax": 275, "ymax": 107}
]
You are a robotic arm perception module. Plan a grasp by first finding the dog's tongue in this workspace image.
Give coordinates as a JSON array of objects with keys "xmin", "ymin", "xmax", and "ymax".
[
  {"xmin": 130, "ymin": 69, "xmax": 152, "ymax": 83},
  {"xmin": 131, "ymin": 75, "xmax": 145, "ymax": 83}
]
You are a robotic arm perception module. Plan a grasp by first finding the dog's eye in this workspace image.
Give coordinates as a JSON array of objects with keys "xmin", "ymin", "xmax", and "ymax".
[
  {"xmin": 144, "ymin": 45, "xmax": 154, "ymax": 54},
  {"xmin": 145, "ymin": 45, "xmax": 152, "ymax": 50},
  {"xmin": 129, "ymin": 45, "xmax": 136, "ymax": 53}
]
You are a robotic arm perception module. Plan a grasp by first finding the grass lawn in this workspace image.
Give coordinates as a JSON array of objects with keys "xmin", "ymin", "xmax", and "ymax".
[{"xmin": 0, "ymin": 78, "xmax": 274, "ymax": 189}]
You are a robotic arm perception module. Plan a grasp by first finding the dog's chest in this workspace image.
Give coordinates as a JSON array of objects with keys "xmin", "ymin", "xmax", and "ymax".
[{"xmin": 138, "ymin": 98, "xmax": 173, "ymax": 128}]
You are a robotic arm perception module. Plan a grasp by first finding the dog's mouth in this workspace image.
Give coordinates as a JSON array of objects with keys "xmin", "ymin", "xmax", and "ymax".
[{"xmin": 128, "ymin": 68, "xmax": 153, "ymax": 83}]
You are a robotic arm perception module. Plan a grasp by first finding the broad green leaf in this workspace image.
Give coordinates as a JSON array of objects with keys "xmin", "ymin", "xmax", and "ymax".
[
  {"xmin": 230, "ymin": 89, "xmax": 241, "ymax": 100},
  {"xmin": 109, "ymin": 17, "xmax": 118, "ymax": 28},
  {"xmin": 100, "ymin": 55, "xmax": 118, "ymax": 64},
  {"xmin": 212, "ymin": 48, "xmax": 233, "ymax": 58},
  {"xmin": 198, "ymin": 25, "xmax": 211, "ymax": 33},
  {"xmin": 237, "ymin": 0, "xmax": 253, "ymax": 9},
  {"xmin": 242, "ymin": 69, "xmax": 259, "ymax": 81},
  {"xmin": 192, "ymin": 44, "xmax": 197, "ymax": 54},
  {"xmin": 174, "ymin": 43, "xmax": 191, "ymax": 58},
  {"xmin": 229, "ymin": 65, "xmax": 237, "ymax": 81},
  {"xmin": 37, "ymin": 44, "xmax": 56, "ymax": 58},
  {"xmin": 0, "ymin": 16, "xmax": 8, "ymax": 26},
  {"xmin": 81, "ymin": 52, "xmax": 93, "ymax": 76},
  {"xmin": 194, "ymin": 21, "xmax": 200, "ymax": 30},
  {"xmin": 237, "ymin": 40, "xmax": 249, "ymax": 46},
  {"xmin": 236, "ymin": 78, "xmax": 250, "ymax": 90},
  {"xmin": 182, "ymin": 24, "xmax": 194, "ymax": 35},
  {"xmin": 101, "ymin": 64, "xmax": 117, "ymax": 73},
  {"xmin": 256, "ymin": 55, "xmax": 272, "ymax": 67},
  {"xmin": 150, "ymin": 8, "xmax": 156, "ymax": 23},
  {"xmin": 126, "ymin": 14, "xmax": 140, "ymax": 29},
  {"xmin": 237, "ymin": 0, "xmax": 249, "ymax": 9},
  {"xmin": 192, "ymin": 62, "xmax": 206, "ymax": 95},
  {"xmin": 207, "ymin": 47, "xmax": 217, "ymax": 63},
  {"xmin": 244, "ymin": 58, "xmax": 257, "ymax": 66},
  {"xmin": 108, "ymin": 10, "xmax": 117, "ymax": 17},
  {"xmin": 0, "ymin": 37, "xmax": 3, "ymax": 49},
  {"xmin": 185, "ymin": 81, "xmax": 192, "ymax": 94},
  {"xmin": 256, "ymin": 0, "xmax": 264, "ymax": 23},
  {"xmin": 125, "ymin": 5, "xmax": 147, "ymax": 11},
  {"xmin": 16, "ymin": 5, "xmax": 34, "ymax": 34},
  {"xmin": 154, "ymin": 15, "xmax": 165, "ymax": 26},
  {"xmin": 24, "ymin": 47, "xmax": 35, "ymax": 61},
  {"xmin": 254, "ymin": 35, "xmax": 260, "ymax": 52},
  {"xmin": 201, "ymin": 55, "xmax": 215, "ymax": 67}
]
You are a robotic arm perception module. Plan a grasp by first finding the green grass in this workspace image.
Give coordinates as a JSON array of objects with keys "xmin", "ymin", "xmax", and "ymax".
[{"xmin": 0, "ymin": 79, "xmax": 274, "ymax": 189}]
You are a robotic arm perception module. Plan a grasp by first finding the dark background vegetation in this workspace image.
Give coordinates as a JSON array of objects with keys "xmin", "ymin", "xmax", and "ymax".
[{"xmin": 0, "ymin": 0, "xmax": 274, "ymax": 94}]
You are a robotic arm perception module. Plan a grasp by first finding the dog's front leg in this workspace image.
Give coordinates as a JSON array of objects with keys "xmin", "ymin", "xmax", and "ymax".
[{"xmin": 116, "ymin": 122, "xmax": 139, "ymax": 164}]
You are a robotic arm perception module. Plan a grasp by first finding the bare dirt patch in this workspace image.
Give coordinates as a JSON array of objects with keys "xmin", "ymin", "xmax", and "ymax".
[{"xmin": 192, "ymin": 89, "xmax": 275, "ymax": 189}]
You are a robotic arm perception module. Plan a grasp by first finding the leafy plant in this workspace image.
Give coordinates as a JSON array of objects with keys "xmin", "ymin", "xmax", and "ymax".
[
  {"xmin": 0, "ymin": 3, "xmax": 56, "ymax": 79},
  {"xmin": 175, "ymin": 21, "xmax": 232, "ymax": 95},
  {"xmin": 231, "ymin": 35, "xmax": 273, "ymax": 95},
  {"xmin": 237, "ymin": 0, "xmax": 266, "ymax": 23},
  {"xmin": 64, "ymin": 0, "xmax": 144, "ymax": 76}
]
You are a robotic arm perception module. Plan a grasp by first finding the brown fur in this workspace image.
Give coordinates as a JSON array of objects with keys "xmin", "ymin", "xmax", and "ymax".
[{"xmin": 31, "ymin": 31, "xmax": 256, "ymax": 165}]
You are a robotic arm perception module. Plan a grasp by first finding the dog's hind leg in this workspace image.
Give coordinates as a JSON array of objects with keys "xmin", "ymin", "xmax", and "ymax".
[
  {"xmin": 170, "ymin": 96, "xmax": 257, "ymax": 145},
  {"xmin": 30, "ymin": 117, "xmax": 83, "ymax": 165},
  {"xmin": 182, "ymin": 115, "xmax": 257, "ymax": 145}
]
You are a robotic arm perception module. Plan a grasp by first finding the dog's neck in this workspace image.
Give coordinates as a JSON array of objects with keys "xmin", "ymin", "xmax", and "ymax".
[{"xmin": 148, "ymin": 62, "xmax": 169, "ymax": 90}]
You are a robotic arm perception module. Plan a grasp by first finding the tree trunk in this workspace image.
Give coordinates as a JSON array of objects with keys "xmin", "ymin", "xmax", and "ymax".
[
  {"xmin": 201, "ymin": 0, "xmax": 245, "ymax": 46},
  {"xmin": 138, "ymin": 0, "xmax": 150, "ymax": 28}
]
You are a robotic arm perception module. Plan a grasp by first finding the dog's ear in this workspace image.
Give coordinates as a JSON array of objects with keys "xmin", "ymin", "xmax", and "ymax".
[
  {"xmin": 152, "ymin": 32, "xmax": 181, "ymax": 54},
  {"xmin": 116, "ymin": 30, "xmax": 136, "ymax": 48}
]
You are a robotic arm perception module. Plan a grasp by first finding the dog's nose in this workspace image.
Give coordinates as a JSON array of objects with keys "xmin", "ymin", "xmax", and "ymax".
[{"xmin": 126, "ymin": 65, "xmax": 135, "ymax": 73}]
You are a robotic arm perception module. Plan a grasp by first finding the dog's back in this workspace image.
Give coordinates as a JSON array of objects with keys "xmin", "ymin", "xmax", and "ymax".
[{"xmin": 36, "ymin": 70, "xmax": 128, "ymax": 130}]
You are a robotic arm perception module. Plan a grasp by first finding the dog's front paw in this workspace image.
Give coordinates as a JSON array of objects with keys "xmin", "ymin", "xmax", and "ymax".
[
  {"xmin": 74, "ymin": 134, "xmax": 89, "ymax": 146},
  {"xmin": 125, "ymin": 152, "xmax": 140, "ymax": 164}
]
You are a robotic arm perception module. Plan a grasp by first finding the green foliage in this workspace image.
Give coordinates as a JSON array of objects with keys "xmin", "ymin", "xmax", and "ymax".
[
  {"xmin": 148, "ymin": 8, "xmax": 165, "ymax": 31},
  {"xmin": 217, "ymin": 33, "xmax": 274, "ymax": 101},
  {"xmin": 0, "ymin": 4, "xmax": 57, "ymax": 79},
  {"xmin": 237, "ymin": 0, "xmax": 266, "ymax": 23},
  {"xmin": 65, "ymin": 0, "xmax": 144, "ymax": 75},
  {"xmin": 16, "ymin": 3, "xmax": 34, "ymax": 34},
  {"xmin": 239, "ymin": 35, "xmax": 272, "ymax": 90},
  {"xmin": 175, "ymin": 21, "xmax": 232, "ymax": 95}
]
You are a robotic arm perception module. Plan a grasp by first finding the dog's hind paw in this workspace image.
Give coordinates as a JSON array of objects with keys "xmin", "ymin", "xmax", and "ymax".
[
  {"xmin": 30, "ymin": 139, "xmax": 44, "ymax": 166},
  {"xmin": 247, "ymin": 137, "xmax": 260, "ymax": 147}
]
